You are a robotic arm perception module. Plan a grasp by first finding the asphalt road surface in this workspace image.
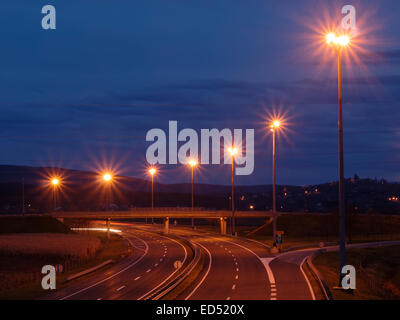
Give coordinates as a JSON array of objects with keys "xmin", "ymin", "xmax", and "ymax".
[
  {"xmin": 43, "ymin": 222, "xmax": 399, "ymax": 300},
  {"xmin": 43, "ymin": 226, "xmax": 187, "ymax": 300}
]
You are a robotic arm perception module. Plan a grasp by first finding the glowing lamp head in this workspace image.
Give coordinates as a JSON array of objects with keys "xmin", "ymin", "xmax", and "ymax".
[
  {"xmin": 149, "ymin": 168, "xmax": 156, "ymax": 175},
  {"xmin": 326, "ymin": 33, "xmax": 350, "ymax": 47},
  {"xmin": 228, "ymin": 147, "xmax": 238, "ymax": 156},
  {"xmin": 337, "ymin": 35, "xmax": 350, "ymax": 46},
  {"xmin": 188, "ymin": 160, "xmax": 198, "ymax": 168},
  {"xmin": 103, "ymin": 173, "xmax": 112, "ymax": 182},
  {"xmin": 51, "ymin": 178, "xmax": 60, "ymax": 186},
  {"xmin": 270, "ymin": 120, "xmax": 281, "ymax": 131},
  {"xmin": 326, "ymin": 33, "xmax": 336, "ymax": 45}
]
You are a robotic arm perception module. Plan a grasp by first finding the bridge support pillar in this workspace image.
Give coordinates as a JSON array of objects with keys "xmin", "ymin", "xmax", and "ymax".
[
  {"xmin": 164, "ymin": 217, "xmax": 169, "ymax": 234},
  {"xmin": 220, "ymin": 217, "xmax": 227, "ymax": 235},
  {"xmin": 106, "ymin": 218, "xmax": 111, "ymax": 239}
]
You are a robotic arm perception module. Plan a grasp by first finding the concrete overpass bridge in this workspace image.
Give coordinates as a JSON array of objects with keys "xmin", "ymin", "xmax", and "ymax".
[{"xmin": 50, "ymin": 208, "xmax": 276, "ymax": 235}]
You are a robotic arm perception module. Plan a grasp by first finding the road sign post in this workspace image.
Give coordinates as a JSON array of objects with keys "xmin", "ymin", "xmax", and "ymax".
[{"xmin": 274, "ymin": 230, "xmax": 284, "ymax": 252}]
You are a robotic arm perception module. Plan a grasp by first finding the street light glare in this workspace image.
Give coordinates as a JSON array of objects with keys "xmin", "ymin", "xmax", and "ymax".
[
  {"xmin": 228, "ymin": 147, "xmax": 238, "ymax": 156},
  {"xmin": 103, "ymin": 173, "xmax": 112, "ymax": 182},
  {"xmin": 326, "ymin": 33, "xmax": 350, "ymax": 47},
  {"xmin": 188, "ymin": 160, "xmax": 198, "ymax": 167},
  {"xmin": 326, "ymin": 33, "xmax": 336, "ymax": 45},
  {"xmin": 338, "ymin": 35, "xmax": 350, "ymax": 46},
  {"xmin": 273, "ymin": 120, "xmax": 280, "ymax": 128},
  {"xmin": 270, "ymin": 119, "xmax": 281, "ymax": 131},
  {"xmin": 51, "ymin": 178, "xmax": 60, "ymax": 186},
  {"xmin": 149, "ymin": 168, "xmax": 156, "ymax": 175}
]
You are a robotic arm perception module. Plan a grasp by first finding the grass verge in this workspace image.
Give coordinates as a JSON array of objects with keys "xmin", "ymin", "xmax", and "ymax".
[
  {"xmin": 0, "ymin": 231, "xmax": 130, "ymax": 300},
  {"xmin": 313, "ymin": 245, "xmax": 400, "ymax": 300}
]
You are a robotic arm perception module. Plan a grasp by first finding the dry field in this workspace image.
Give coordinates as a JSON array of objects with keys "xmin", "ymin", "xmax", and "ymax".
[
  {"xmin": 0, "ymin": 233, "xmax": 101, "ymax": 258},
  {"xmin": 0, "ymin": 233, "xmax": 102, "ymax": 296}
]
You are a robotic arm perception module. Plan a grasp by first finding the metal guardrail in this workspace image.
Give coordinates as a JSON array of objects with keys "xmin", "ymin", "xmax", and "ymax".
[
  {"xmin": 65, "ymin": 259, "xmax": 114, "ymax": 282},
  {"xmin": 305, "ymin": 250, "xmax": 334, "ymax": 300},
  {"xmin": 141, "ymin": 239, "xmax": 202, "ymax": 300}
]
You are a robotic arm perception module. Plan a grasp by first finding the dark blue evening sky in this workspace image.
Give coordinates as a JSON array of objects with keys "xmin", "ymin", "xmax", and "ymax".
[{"xmin": 1, "ymin": 0, "xmax": 400, "ymax": 186}]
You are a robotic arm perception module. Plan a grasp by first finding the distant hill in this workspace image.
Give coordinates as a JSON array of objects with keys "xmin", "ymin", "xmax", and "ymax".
[
  {"xmin": 1, "ymin": 165, "xmax": 399, "ymax": 214},
  {"xmin": 0, "ymin": 165, "xmax": 272, "ymax": 195}
]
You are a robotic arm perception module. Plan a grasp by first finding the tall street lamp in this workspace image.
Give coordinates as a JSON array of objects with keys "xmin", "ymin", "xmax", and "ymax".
[
  {"xmin": 188, "ymin": 160, "xmax": 198, "ymax": 229},
  {"xmin": 103, "ymin": 173, "xmax": 112, "ymax": 211},
  {"xmin": 228, "ymin": 147, "xmax": 238, "ymax": 236},
  {"xmin": 51, "ymin": 177, "xmax": 60, "ymax": 212},
  {"xmin": 326, "ymin": 32, "xmax": 350, "ymax": 284},
  {"xmin": 149, "ymin": 168, "xmax": 156, "ymax": 224},
  {"xmin": 270, "ymin": 120, "xmax": 281, "ymax": 244}
]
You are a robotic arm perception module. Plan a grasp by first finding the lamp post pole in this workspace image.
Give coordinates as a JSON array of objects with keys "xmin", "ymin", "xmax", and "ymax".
[
  {"xmin": 337, "ymin": 48, "xmax": 346, "ymax": 282},
  {"xmin": 151, "ymin": 173, "xmax": 154, "ymax": 224},
  {"xmin": 191, "ymin": 165, "xmax": 194, "ymax": 229},
  {"xmin": 231, "ymin": 152, "xmax": 235, "ymax": 236},
  {"xmin": 53, "ymin": 184, "xmax": 57, "ymax": 212},
  {"xmin": 325, "ymin": 33, "xmax": 350, "ymax": 285},
  {"xmin": 272, "ymin": 126, "xmax": 277, "ymax": 242},
  {"xmin": 22, "ymin": 178, "xmax": 25, "ymax": 216}
]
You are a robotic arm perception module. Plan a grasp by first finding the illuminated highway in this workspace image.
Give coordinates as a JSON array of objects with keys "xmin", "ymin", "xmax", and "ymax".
[
  {"xmin": 43, "ymin": 227, "xmax": 187, "ymax": 300},
  {"xmin": 42, "ymin": 222, "xmax": 319, "ymax": 300}
]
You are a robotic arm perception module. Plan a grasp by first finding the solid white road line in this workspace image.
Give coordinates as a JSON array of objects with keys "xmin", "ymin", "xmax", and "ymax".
[
  {"xmin": 221, "ymin": 238, "xmax": 275, "ymax": 300},
  {"xmin": 137, "ymin": 233, "xmax": 188, "ymax": 300},
  {"xmin": 184, "ymin": 242, "xmax": 212, "ymax": 300},
  {"xmin": 59, "ymin": 233, "xmax": 149, "ymax": 300},
  {"xmin": 259, "ymin": 258, "xmax": 276, "ymax": 285},
  {"xmin": 129, "ymin": 244, "xmax": 146, "ymax": 252},
  {"xmin": 300, "ymin": 256, "xmax": 316, "ymax": 300}
]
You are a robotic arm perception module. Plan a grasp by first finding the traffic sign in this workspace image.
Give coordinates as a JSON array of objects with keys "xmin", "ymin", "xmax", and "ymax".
[{"xmin": 55, "ymin": 264, "xmax": 63, "ymax": 273}]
